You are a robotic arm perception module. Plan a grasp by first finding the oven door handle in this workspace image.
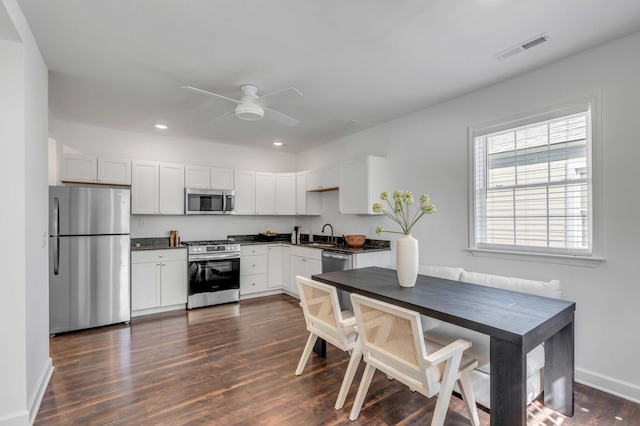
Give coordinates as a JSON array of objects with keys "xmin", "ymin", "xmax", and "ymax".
[{"xmin": 189, "ymin": 253, "xmax": 241, "ymax": 261}]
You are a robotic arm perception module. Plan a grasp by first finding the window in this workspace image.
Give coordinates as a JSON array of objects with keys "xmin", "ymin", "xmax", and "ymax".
[{"xmin": 470, "ymin": 98, "xmax": 600, "ymax": 258}]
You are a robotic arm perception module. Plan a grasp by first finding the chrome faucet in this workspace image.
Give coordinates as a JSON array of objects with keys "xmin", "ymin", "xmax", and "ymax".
[{"xmin": 322, "ymin": 223, "xmax": 334, "ymax": 243}]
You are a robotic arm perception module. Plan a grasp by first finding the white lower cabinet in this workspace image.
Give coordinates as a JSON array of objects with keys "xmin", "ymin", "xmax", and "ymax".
[
  {"xmin": 240, "ymin": 245, "xmax": 268, "ymax": 295},
  {"xmin": 131, "ymin": 249, "xmax": 187, "ymax": 316},
  {"xmin": 289, "ymin": 246, "xmax": 322, "ymax": 297},
  {"xmin": 267, "ymin": 245, "xmax": 290, "ymax": 290}
]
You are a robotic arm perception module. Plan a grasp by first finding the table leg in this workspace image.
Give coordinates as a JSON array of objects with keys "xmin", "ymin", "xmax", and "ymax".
[
  {"xmin": 313, "ymin": 337, "xmax": 326, "ymax": 357},
  {"xmin": 490, "ymin": 337, "xmax": 527, "ymax": 426},
  {"xmin": 544, "ymin": 318, "xmax": 575, "ymax": 416}
]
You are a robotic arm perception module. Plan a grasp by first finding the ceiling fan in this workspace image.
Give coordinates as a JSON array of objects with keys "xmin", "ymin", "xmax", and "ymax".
[{"xmin": 182, "ymin": 84, "xmax": 303, "ymax": 127}]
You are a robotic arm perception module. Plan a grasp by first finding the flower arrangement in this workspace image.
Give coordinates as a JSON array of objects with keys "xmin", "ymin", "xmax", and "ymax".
[{"xmin": 373, "ymin": 190, "xmax": 436, "ymax": 235}]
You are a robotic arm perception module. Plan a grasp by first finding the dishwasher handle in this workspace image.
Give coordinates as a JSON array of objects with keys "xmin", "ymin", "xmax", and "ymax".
[{"xmin": 322, "ymin": 251, "xmax": 351, "ymax": 260}]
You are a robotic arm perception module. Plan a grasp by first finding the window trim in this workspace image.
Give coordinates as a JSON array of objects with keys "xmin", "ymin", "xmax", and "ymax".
[{"xmin": 468, "ymin": 94, "xmax": 604, "ymax": 265}]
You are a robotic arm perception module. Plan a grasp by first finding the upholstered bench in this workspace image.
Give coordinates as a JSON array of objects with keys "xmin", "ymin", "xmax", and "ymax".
[{"xmin": 418, "ymin": 266, "xmax": 562, "ymax": 409}]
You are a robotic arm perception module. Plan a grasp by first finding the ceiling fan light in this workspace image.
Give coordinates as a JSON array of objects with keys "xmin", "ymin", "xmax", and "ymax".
[{"xmin": 235, "ymin": 102, "xmax": 264, "ymax": 121}]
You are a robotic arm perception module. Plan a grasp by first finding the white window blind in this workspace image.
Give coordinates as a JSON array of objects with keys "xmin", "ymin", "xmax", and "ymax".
[{"xmin": 471, "ymin": 101, "xmax": 593, "ymax": 256}]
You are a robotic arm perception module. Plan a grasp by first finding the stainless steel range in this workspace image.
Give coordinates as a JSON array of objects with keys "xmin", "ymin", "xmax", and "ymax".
[{"xmin": 182, "ymin": 240, "xmax": 241, "ymax": 309}]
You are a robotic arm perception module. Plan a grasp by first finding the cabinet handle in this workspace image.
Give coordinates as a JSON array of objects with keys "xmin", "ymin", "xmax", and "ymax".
[
  {"xmin": 162, "ymin": 263, "xmax": 166, "ymax": 266},
  {"xmin": 159, "ymin": 255, "xmax": 163, "ymax": 258},
  {"xmin": 302, "ymin": 258, "xmax": 307, "ymax": 262},
  {"xmin": 156, "ymin": 263, "xmax": 161, "ymax": 266}
]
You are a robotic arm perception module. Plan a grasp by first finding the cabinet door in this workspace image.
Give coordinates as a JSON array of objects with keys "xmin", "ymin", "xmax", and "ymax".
[
  {"xmin": 307, "ymin": 258, "xmax": 322, "ymax": 277},
  {"xmin": 60, "ymin": 154, "xmax": 97, "ymax": 183},
  {"xmin": 275, "ymin": 173, "xmax": 296, "ymax": 215},
  {"xmin": 320, "ymin": 166, "xmax": 339, "ymax": 190},
  {"xmin": 211, "ymin": 168, "xmax": 234, "ymax": 190},
  {"xmin": 296, "ymin": 172, "xmax": 307, "ymax": 214},
  {"xmin": 132, "ymin": 161, "xmax": 159, "ymax": 214},
  {"xmin": 339, "ymin": 158, "xmax": 368, "ymax": 214},
  {"xmin": 255, "ymin": 172, "xmax": 275, "ymax": 215},
  {"xmin": 131, "ymin": 262, "xmax": 161, "ymax": 310},
  {"xmin": 160, "ymin": 259, "xmax": 187, "ymax": 306},
  {"xmin": 305, "ymin": 169, "xmax": 320, "ymax": 191},
  {"xmin": 267, "ymin": 246, "xmax": 283, "ymax": 289},
  {"xmin": 234, "ymin": 170, "xmax": 255, "ymax": 214},
  {"xmin": 339, "ymin": 156, "xmax": 387, "ymax": 214},
  {"xmin": 185, "ymin": 165, "xmax": 211, "ymax": 189},
  {"xmin": 289, "ymin": 256, "xmax": 307, "ymax": 296},
  {"xmin": 159, "ymin": 163, "xmax": 185, "ymax": 214},
  {"xmin": 98, "ymin": 157, "xmax": 131, "ymax": 185},
  {"xmin": 282, "ymin": 246, "xmax": 290, "ymax": 290}
]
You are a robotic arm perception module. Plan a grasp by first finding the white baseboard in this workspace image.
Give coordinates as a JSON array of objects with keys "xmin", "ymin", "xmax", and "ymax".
[
  {"xmin": 0, "ymin": 410, "xmax": 29, "ymax": 426},
  {"xmin": 576, "ymin": 367, "xmax": 640, "ymax": 404},
  {"xmin": 28, "ymin": 357, "xmax": 54, "ymax": 425}
]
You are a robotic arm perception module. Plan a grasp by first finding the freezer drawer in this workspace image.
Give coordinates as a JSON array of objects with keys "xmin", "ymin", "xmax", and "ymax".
[{"xmin": 50, "ymin": 234, "xmax": 130, "ymax": 334}]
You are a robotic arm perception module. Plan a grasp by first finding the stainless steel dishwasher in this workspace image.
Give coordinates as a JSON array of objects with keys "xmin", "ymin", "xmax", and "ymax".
[{"xmin": 322, "ymin": 251, "xmax": 353, "ymax": 310}]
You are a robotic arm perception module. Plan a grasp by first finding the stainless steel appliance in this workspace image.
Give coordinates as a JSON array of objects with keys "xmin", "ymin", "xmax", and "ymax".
[
  {"xmin": 182, "ymin": 240, "xmax": 241, "ymax": 308},
  {"xmin": 185, "ymin": 188, "xmax": 235, "ymax": 215},
  {"xmin": 321, "ymin": 251, "xmax": 353, "ymax": 310},
  {"xmin": 49, "ymin": 186, "xmax": 131, "ymax": 334}
]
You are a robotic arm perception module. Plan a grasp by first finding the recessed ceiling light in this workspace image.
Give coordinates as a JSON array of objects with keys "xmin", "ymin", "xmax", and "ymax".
[
  {"xmin": 273, "ymin": 141, "xmax": 284, "ymax": 146},
  {"xmin": 155, "ymin": 124, "xmax": 168, "ymax": 129}
]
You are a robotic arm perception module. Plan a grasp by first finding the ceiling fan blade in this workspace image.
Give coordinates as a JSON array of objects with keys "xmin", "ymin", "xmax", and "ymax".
[
  {"xmin": 208, "ymin": 109, "xmax": 236, "ymax": 123},
  {"xmin": 257, "ymin": 87, "xmax": 302, "ymax": 108},
  {"xmin": 264, "ymin": 107, "xmax": 300, "ymax": 127},
  {"xmin": 181, "ymin": 86, "xmax": 241, "ymax": 105}
]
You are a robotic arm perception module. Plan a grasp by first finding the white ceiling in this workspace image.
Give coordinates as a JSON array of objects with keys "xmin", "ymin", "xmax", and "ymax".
[{"xmin": 16, "ymin": 0, "xmax": 640, "ymax": 153}]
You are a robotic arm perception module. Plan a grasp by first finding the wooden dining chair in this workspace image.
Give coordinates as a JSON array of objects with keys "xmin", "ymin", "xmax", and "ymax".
[
  {"xmin": 349, "ymin": 293, "xmax": 480, "ymax": 426},
  {"xmin": 295, "ymin": 276, "xmax": 362, "ymax": 410}
]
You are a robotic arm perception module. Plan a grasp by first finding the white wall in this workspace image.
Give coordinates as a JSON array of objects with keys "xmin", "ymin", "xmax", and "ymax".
[
  {"xmin": 0, "ymin": 1, "xmax": 51, "ymax": 425},
  {"xmin": 297, "ymin": 32, "xmax": 640, "ymax": 402}
]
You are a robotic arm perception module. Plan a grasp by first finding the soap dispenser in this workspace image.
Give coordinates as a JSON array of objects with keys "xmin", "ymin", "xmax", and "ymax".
[{"xmin": 292, "ymin": 226, "xmax": 299, "ymax": 244}]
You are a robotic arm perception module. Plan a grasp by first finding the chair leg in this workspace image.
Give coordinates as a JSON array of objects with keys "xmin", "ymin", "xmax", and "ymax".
[
  {"xmin": 431, "ymin": 356, "xmax": 462, "ymax": 426},
  {"xmin": 335, "ymin": 342, "xmax": 362, "ymax": 410},
  {"xmin": 457, "ymin": 371, "xmax": 480, "ymax": 426},
  {"xmin": 349, "ymin": 363, "xmax": 376, "ymax": 421},
  {"xmin": 295, "ymin": 333, "xmax": 318, "ymax": 376}
]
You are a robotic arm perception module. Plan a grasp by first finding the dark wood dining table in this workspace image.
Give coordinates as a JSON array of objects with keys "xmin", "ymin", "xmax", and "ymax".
[{"xmin": 312, "ymin": 266, "xmax": 576, "ymax": 426}]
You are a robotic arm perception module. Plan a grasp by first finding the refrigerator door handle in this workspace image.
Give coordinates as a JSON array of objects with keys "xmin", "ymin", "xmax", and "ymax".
[
  {"xmin": 53, "ymin": 237, "xmax": 60, "ymax": 275},
  {"xmin": 52, "ymin": 196, "xmax": 59, "ymax": 236}
]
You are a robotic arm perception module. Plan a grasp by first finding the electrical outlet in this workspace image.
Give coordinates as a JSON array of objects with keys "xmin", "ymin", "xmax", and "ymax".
[
  {"xmin": 139, "ymin": 218, "xmax": 145, "ymax": 227},
  {"xmin": 42, "ymin": 231, "xmax": 47, "ymax": 248}
]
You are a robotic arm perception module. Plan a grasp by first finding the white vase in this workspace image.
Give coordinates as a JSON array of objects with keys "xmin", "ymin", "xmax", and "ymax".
[{"xmin": 396, "ymin": 234, "xmax": 419, "ymax": 287}]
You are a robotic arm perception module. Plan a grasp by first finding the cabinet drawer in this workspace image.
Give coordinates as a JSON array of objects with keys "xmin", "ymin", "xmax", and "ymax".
[
  {"xmin": 132, "ymin": 248, "xmax": 187, "ymax": 263},
  {"xmin": 240, "ymin": 274, "xmax": 268, "ymax": 294},
  {"xmin": 240, "ymin": 254, "xmax": 267, "ymax": 275},
  {"xmin": 241, "ymin": 245, "xmax": 268, "ymax": 256},
  {"xmin": 289, "ymin": 246, "xmax": 322, "ymax": 261}
]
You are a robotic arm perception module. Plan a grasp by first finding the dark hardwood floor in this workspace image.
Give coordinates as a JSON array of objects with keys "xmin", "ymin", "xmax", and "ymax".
[{"xmin": 37, "ymin": 294, "xmax": 639, "ymax": 425}]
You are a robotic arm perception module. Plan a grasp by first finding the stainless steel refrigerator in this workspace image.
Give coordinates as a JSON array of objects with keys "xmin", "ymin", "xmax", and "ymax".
[{"xmin": 49, "ymin": 186, "xmax": 131, "ymax": 334}]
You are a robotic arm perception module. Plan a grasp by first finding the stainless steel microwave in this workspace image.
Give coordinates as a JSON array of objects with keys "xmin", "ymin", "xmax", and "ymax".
[{"xmin": 185, "ymin": 188, "xmax": 235, "ymax": 215}]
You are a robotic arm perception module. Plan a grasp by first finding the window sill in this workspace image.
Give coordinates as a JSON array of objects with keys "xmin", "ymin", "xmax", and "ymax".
[{"xmin": 466, "ymin": 248, "xmax": 605, "ymax": 268}]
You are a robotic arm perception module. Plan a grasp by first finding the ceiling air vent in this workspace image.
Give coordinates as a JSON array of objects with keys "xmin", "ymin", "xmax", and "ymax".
[{"xmin": 494, "ymin": 33, "xmax": 549, "ymax": 61}]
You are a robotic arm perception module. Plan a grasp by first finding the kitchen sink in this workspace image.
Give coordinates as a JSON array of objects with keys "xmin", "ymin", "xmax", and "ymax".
[{"xmin": 305, "ymin": 242, "xmax": 336, "ymax": 248}]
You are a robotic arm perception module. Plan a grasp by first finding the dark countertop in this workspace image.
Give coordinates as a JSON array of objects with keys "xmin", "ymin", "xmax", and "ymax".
[
  {"xmin": 131, "ymin": 237, "xmax": 186, "ymax": 251},
  {"xmin": 131, "ymin": 235, "xmax": 391, "ymax": 254},
  {"xmin": 229, "ymin": 234, "xmax": 390, "ymax": 254}
]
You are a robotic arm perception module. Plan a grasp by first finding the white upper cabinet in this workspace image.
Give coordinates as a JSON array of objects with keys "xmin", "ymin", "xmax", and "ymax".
[
  {"xmin": 132, "ymin": 161, "xmax": 184, "ymax": 214},
  {"xmin": 185, "ymin": 165, "xmax": 234, "ymax": 190},
  {"xmin": 98, "ymin": 157, "xmax": 131, "ymax": 185},
  {"xmin": 61, "ymin": 154, "xmax": 130, "ymax": 185},
  {"xmin": 255, "ymin": 172, "xmax": 276, "ymax": 215},
  {"xmin": 159, "ymin": 163, "xmax": 185, "ymax": 214},
  {"xmin": 234, "ymin": 170, "xmax": 256, "ymax": 215},
  {"xmin": 275, "ymin": 173, "xmax": 296, "ymax": 215},
  {"xmin": 306, "ymin": 166, "xmax": 339, "ymax": 191},
  {"xmin": 339, "ymin": 156, "xmax": 387, "ymax": 214},
  {"xmin": 131, "ymin": 161, "xmax": 159, "ymax": 214},
  {"xmin": 60, "ymin": 154, "xmax": 97, "ymax": 183}
]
